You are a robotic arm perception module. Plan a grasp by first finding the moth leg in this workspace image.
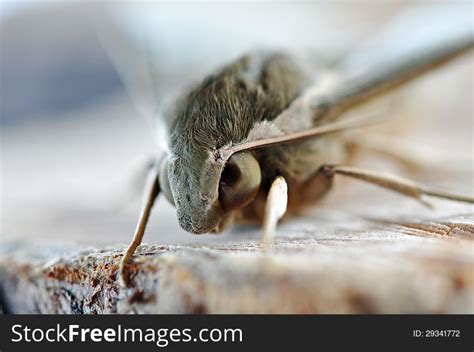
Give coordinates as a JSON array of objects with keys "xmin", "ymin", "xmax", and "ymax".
[
  {"xmin": 261, "ymin": 176, "xmax": 288, "ymax": 250},
  {"xmin": 320, "ymin": 164, "xmax": 474, "ymax": 205},
  {"xmin": 119, "ymin": 165, "xmax": 160, "ymax": 286}
]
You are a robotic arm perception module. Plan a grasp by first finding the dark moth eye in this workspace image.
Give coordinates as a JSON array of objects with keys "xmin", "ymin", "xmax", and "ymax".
[
  {"xmin": 219, "ymin": 152, "xmax": 261, "ymax": 211},
  {"xmin": 159, "ymin": 158, "xmax": 175, "ymax": 206}
]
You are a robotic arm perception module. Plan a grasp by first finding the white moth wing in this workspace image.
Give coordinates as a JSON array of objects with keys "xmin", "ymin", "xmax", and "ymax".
[{"xmin": 99, "ymin": 2, "xmax": 385, "ymax": 149}]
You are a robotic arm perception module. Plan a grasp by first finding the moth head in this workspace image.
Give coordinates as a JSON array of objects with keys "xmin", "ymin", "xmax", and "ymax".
[{"xmin": 160, "ymin": 151, "xmax": 261, "ymax": 234}]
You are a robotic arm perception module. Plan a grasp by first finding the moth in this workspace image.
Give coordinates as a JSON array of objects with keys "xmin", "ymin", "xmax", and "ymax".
[{"xmin": 116, "ymin": 5, "xmax": 474, "ymax": 284}]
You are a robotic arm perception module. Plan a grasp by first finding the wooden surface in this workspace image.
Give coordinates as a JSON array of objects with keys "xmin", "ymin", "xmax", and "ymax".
[{"xmin": 1, "ymin": 207, "xmax": 473, "ymax": 313}]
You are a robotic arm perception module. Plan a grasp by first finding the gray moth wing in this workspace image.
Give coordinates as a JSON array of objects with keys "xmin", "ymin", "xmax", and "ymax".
[{"xmin": 236, "ymin": 3, "xmax": 473, "ymax": 153}]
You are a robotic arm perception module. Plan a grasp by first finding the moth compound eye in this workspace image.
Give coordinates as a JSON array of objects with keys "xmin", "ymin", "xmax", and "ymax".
[
  {"xmin": 159, "ymin": 158, "xmax": 175, "ymax": 206},
  {"xmin": 219, "ymin": 152, "xmax": 261, "ymax": 211}
]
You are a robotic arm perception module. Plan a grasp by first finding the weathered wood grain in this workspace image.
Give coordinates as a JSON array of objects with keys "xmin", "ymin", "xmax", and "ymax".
[{"xmin": 1, "ymin": 213, "xmax": 472, "ymax": 314}]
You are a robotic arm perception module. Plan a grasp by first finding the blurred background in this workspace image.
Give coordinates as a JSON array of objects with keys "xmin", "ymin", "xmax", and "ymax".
[{"xmin": 0, "ymin": 1, "xmax": 472, "ymax": 248}]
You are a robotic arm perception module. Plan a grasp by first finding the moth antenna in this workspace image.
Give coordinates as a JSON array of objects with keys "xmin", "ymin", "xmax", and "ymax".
[
  {"xmin": 119, "ymin": 164, "xmax": 161, "ymax": 286},
  {"xmin": 224, "ymin": 112, "xmax": 383, "ymax": 157},
  {"xmin": 262, "ymin": 176, "xmax": 288, "ymax": 250}
]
